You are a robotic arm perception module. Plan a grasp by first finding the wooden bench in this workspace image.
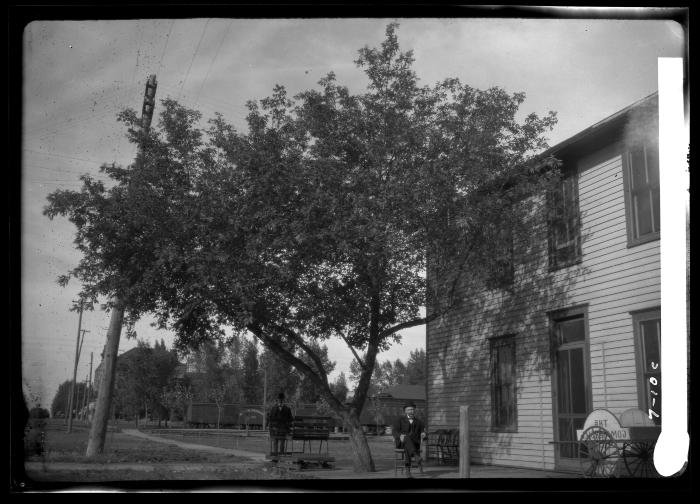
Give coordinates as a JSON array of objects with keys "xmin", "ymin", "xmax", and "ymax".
[
  {"xmin": 426, "ymin": 429, "xmax": 459, "ymax": 465},
  {"xmin": 268, "ymin": 415, "xmax": 335, "ymax": 470},
  {"xmin": 291, "ymin": 415, "xmax": 332, "ymax": 455}
]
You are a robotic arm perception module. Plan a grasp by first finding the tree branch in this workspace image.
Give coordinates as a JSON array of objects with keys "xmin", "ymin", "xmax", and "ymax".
[
  {"xmin": 271, "ymin": 324, "xmax": 331, "ymax": 390},
  {"xmin": 339, "ymin": 333, "xmax": 367, "ymax": 371},
  {"xmin": 248, "ymin": 323, "xmax": 344, "ymax": 412},
  {"xmin": 379, "ymin": 312, "xmax": 440, "ymax": 339}
]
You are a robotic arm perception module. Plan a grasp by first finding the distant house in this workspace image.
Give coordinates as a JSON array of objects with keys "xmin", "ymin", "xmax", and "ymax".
[
  {"xmin": 379, "ymin": 384, "xmax": 426, "ymax": 403},
  {"xmin": 92, "ymin": 346, "xmax": 142, "ymax": 394},
  {"xmin": 426, "ymin": 93, "xmax": 664, "ymax": 472}
]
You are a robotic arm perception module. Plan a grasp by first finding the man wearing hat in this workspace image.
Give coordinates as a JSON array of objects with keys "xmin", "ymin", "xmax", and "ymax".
[
  {"xmin": 268, "ymin": 392, "xmax": 293, "ymax": 457},
  {"xmin": 391, "ymin": 402, "xmax": 426, "ymax": 476}
]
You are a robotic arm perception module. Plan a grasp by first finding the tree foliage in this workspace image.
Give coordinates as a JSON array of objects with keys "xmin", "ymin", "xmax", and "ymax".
[
  {"xmin": 112, "ymin": 339, "xmax": 180, "ymax": 421},
  {"xmin": 44, "ymin": 24, "xmax": 558, "ymax": 471},
  {"xmin": 349, "ymin": 347, "xmax": 426, "ymax": 395},
  {"xmin": 50, "ymin": 380, "xmax": 88, "ymax": 418}
]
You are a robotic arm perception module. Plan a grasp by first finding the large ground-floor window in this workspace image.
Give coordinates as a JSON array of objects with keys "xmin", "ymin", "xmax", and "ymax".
[{"xmin": 632, "ymin": 307, "xmax": 661, "ymax": 425}]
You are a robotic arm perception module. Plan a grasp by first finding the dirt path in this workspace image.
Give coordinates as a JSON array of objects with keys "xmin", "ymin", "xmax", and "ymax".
[{"xmin": 120, "ymin": 429, "xmax": 267, "ymax": 462}]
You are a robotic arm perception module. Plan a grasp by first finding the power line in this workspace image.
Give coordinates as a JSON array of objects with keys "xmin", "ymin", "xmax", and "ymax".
[
  {"xmin": 130, "ymin": 20, "xmax": 143, "ymax": 86},
  {"xmin": 23, "ymin": 148, "xmax": 116, "ymax": 166},
  {"xmin": 177, "ymin": 18, "xmax": 211, "ymax": 101},
  {"xmin": 194, "ymin": 19, "xmax": 233, "ymax": 108},
  {"xmin": 156, "ymin": 19, "xmax": 176, "ymax": 78}
]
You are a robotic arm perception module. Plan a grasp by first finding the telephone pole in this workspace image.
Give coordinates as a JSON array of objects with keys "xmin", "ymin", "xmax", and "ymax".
[
  {"xmin": 87, "ymin": 74, "xmax": 157, "ymax": 456},
  {"xmin": 68, "ymin": 326, "xmax": 89, "ymax": 432},
  {"xmin": 87, "ymin": 351, "xmax": 94, "ymax": 418},
  {"xmin": 66, "ymin": 302, "xmax": 84, "ymax": 432}
]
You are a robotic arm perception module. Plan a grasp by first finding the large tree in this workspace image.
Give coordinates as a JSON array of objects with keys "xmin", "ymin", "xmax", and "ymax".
[{"xmin": 44, "ymin": 24, "xmax": 558, "ymax": 471}]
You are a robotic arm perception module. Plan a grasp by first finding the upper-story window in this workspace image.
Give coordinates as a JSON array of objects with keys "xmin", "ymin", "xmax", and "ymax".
[
  {"xmin": 623, "ymin": 144, "xmax": 660, "ymax": 246},
  {"xmin": 485, "ymin": 225, "xmax": 514, "ymax": 290},
  {"xmin": 548, "ymin": 171, "xmax": 582, "ymax": 270}
]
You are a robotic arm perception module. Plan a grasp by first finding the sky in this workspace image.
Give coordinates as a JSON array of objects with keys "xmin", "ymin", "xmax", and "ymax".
[{"xmin": 19, "ymin": 13, "xmax": 686, "ymax": 410}]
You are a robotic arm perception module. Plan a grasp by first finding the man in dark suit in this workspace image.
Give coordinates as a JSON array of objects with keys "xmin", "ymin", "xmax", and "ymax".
[
  {"xmin": 268, "ymin": 392, "xmax": 293, "ymax": 456},
  {"xmin": 391, "ymin": 402, "xmax": 426, "ymax": 476}
]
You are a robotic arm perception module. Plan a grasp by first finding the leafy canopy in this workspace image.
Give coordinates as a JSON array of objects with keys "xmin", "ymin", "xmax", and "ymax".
[{"xmin": 44, "ymin": 23, "xmax": 558, "ymax": 469}]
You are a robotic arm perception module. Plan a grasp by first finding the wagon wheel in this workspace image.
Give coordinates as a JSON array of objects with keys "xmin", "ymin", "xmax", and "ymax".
[
  {"xmin": 622, "ymin": 441, "xmax": 660, "ymax": 478},
  {"xmin": 579, "ymin": 426, "xmax": 620, "ymax": 478}
]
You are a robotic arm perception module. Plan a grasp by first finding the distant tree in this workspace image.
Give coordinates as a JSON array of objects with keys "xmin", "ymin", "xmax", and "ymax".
[
  {"xmin": 349, "ymin": 348, "xmax": 425, "ymax": 395},
  {"xmin": 28, "ymin": 406, "xmax": 50, "ymax": 419},
  {"xmin": 295, "ymin": 341, "xmax": 335, "ymax": 404},
  {"xmin": 329, "ymin": 372, "xmax": 350, "ymax": 404},
  {"xmin": 241, "ymin": 339, "xmax": 261, "ymax": 404},
  {"xmin": 187, "ymin": 340, "xmax": 236, "ymax": 405},
  {"xmin": 50, "ymin": 380, "xmax": 88, "ymax": 419},
  {"xmin": 50, "ymin": 381, "xmax": 72, "ymax": 418},
  {"xmin": 349, "ymin": 358, "xmax": 400, "ymax": 396},
  {"xmin": 167, "ymin": 382, "xmax": 194, "ymax": 423},
  {"xmin": 405, "ymin": 348, "xmax": 426, "ymax": 385},
  {"xmin": 260, "ymin": 347, "xmax": 300, "ymax": 406},
  {"xmin": 209, "ymin": 383, "xmax": 228, "ymax": 429}
]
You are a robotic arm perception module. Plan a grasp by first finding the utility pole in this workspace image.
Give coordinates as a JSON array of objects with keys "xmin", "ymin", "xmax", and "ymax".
[
  {"xmin": 87, "ymin": 352, "xmax": 94, "ymax": 420},
  {"xmin": 67, "ymin": 302, "xmax": 84, "ymax": 432},
  {"xmin": 76, "ymin": 374, "xmax": 85, "ymax": 420},
  {"xmin": 87, "ymin": 74, "xmax": 157, "ymax": 457},
  {"xmin": 262, "ymin": 361, "xmax": 268, "ymax": 431},
  {"xmin": 80, "ymin": 373, "xmax": 89, "ymax": 420}
]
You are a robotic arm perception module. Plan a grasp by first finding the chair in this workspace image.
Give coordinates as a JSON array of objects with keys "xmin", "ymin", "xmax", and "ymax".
[{"xmin": 394, "ymin": 448, "xmax": 423, "ymax": 476}]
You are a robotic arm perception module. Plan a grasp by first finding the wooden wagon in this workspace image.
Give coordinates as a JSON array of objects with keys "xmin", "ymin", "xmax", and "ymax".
[{"xmin": 576, "ymin": 408, "xmax": 661, "ymax": 478}]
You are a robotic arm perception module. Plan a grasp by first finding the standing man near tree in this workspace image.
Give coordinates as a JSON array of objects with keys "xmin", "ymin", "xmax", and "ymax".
[
  {"xmin": 267, "ymin": 392, "xmax": 293, "ymax": 457},
  {"xmin": 392, "ymin": 402, "xmax": 426, "ymax": 476}
]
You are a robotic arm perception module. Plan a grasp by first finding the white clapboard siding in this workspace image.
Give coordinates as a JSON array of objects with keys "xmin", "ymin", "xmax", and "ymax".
[{"xmin": 427, "ymin": 134, "xmax": 660, "ymax": 470}]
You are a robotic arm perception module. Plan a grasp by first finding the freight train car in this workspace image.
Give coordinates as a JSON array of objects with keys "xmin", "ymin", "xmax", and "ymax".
[
  {"xmin": 186, "ymin": 403, "xmax": 265, "ymax": 429},
  {"xmin": 185, "ymin": 402, "xmax": 322, "ymax": 429}
]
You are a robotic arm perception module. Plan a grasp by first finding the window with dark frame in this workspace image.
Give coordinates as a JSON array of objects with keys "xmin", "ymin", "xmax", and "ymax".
[
  {"xmin": 623, "ymin": 145, "xmax": 660, "ymax": 246},
  {"xmin": 632, "ymin": 309, "xmax": 661, "ymax": 425},
  {"xmin": 490, "ymin": 335, "xmax": 517, "ymax": 431},
  {"xmin": 548, "ymin": 171, "xmax": 582, "ymax": 270}
]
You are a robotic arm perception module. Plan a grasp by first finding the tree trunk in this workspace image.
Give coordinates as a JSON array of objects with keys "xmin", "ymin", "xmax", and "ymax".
[
  {"xmin": 86, "ymin": 300, "xmax": 124, "ymax": 457},
  {"xmin": 346, "ymin": 414, "xmax": 376, "ymax": 472}
]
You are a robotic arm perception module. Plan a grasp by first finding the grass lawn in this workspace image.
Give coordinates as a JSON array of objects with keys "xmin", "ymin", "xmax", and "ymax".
[
  {"xmin": 20, "ymin": 419, "xmax": 412, "ymax": 484},
  {"xmin": 150, "ymin": 428, "xmax": 402, "ymax": 471}
]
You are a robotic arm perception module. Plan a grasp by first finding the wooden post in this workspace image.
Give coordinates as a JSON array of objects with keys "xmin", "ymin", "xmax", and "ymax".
[{"xmin": 459, "ymin": 405, "xmax": 470, "ymax": 478}]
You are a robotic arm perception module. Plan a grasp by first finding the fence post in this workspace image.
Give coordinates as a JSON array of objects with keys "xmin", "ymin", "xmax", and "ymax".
[{"xmin": 459, "ymin": 405, "xmax": 470, "ymax": 478}]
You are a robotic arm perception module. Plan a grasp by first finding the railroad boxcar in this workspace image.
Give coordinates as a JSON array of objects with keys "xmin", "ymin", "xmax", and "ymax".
[
  {"xmin": 186, "ymin": 403, "xmax": 241, "ymax": 428},
  {"xmin": 185, "ymin": 403, "xmax": 267, "ymax": 429}
]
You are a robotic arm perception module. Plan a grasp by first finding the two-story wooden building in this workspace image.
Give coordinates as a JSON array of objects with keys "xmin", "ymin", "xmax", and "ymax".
[{"xmin": 426, "ymin": 93, "xmax": 663, "ymax": 472}]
